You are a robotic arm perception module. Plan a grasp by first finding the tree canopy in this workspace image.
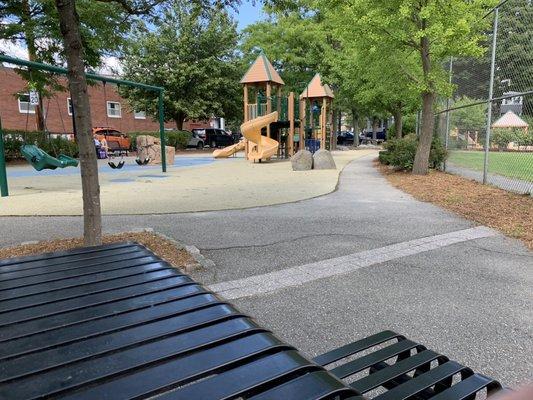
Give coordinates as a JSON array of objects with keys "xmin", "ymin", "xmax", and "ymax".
[{"xmin": 119, "ymin": 0, "xmax": 241, "ymax": 129}]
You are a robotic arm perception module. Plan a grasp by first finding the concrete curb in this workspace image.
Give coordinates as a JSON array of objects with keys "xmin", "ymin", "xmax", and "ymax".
[{"xmin": 146, "ymin": 228, "xmax": 217, "ymax": 272}]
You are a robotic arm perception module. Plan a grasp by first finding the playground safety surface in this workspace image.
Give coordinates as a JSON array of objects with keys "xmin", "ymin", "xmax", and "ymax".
[{"xmin": 0, "ymin": 150, "xmax": 374, "ymax": 216}]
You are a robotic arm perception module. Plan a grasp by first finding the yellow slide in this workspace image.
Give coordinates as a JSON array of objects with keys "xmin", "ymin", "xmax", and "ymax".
[
  {"xmin": 212, "ymin": 140, "xmax": 245, "ymax": 158},
  {"xmin": 241, "ymin": 111, "xmax": 279, "ymax": 161}
]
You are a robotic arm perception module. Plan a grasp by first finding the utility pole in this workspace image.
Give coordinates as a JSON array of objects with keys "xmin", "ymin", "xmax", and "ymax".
[
  {"xmin": 483, "ymin": 6, "xmax": 499, "ymax": 184},
  {"xmin": 444, "ymin": 57, "xmax": 453, "ymax": 171}
]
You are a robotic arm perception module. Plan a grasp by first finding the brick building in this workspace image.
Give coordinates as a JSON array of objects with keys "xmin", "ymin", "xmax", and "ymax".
[{"xmin": 0, "ymin": 66, "xmax": 210, "ymax": 134}]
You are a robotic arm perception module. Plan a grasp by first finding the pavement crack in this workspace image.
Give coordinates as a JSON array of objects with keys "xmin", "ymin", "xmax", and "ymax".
[
  {"xmin": 466, "ymin": 242, "xmax": 532, "ymax": 258},
  {"xmin": 198, "ymin": 233, "xmax": 375, "ymax": 252}
]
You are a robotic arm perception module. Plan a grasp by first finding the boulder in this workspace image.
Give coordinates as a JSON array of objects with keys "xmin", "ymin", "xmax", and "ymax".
[
  {"xmin": 313, "ymin": 149, "xmax": 336, "ymax": 170},
  {"xmin": 136, "ymin": 135, "xmax": 153, "ymax": 148},
  {"xmin": 291, "ymin": 149, "xmax": 313, "ymax": 171},
  {"xmin": 137, "ymin": 134, "xmax": 175, "ymax": 165}
]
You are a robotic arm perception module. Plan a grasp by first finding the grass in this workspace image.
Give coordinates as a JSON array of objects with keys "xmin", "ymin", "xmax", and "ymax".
[
  {"xmin": 377, "ymin": 161, "xmax": 533, "ymax": 250},
  {"xmin": 447, "ymin": 150, "xmax": 533, "ymax": 182}
]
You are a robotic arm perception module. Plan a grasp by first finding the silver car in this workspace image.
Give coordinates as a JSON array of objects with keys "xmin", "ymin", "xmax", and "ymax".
[{"xmin": 187, "ymin": 131, "xmax": 205, "ymax": 149}]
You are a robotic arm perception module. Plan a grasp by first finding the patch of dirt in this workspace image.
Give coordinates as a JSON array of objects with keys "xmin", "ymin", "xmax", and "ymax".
[
  {"xmin": 0, "ymin": 231, "xmax": 198, "ymax": 270},
  {"xmin": 376, "ymin": 161, "xmax": 533, "ymax": 250}
]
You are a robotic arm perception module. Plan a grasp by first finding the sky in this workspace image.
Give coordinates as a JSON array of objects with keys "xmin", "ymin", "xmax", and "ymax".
[{"xmin": 230, "ymin": 1, "xmax": 267, "ymax": 31}]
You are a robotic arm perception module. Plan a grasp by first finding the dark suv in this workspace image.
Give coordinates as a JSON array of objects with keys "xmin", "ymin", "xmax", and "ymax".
[{"xmin": 192, "ymin": 128, "xmax": 234, "ymax": 148}]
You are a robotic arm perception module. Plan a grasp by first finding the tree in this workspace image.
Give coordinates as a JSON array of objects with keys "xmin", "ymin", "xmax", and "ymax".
[
  {"xmin": 323, "ymin": 0, "xmax": 496, "ymax": 174},
  {"xmin": 241, "ymin": 10, "xmax": 329, "ymax": 93},
  {"xmin": 0, "ymin": 0, "xmax": 131, "ymax": 130},
  {"xmin": 119, "ymin": 1, "xmax": 240, "ymax": 130},
  {"xmin": 52, "ymin": 0, "xmax": 241, "ymax": 245},
  {"xmin": 450, "ymin": 96, "xmax": 487, "ymax": 132}
]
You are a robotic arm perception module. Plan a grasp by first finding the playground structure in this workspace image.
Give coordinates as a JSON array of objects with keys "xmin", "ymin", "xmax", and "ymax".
[{"xmin": 214, "ymin": 53, "xmax": 334, "ymax": 161}]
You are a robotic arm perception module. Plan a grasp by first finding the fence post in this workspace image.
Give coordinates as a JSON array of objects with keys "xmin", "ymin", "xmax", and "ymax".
[
  {"xmin": 0, "ymin": 118, "xmax": 8, "ymax": 197},
  {"xmin": 444, "ymin": 57, "xmax": 453, "ymax": 171},
  {"xmin": 483, "ymin": 6, "xmax": 499, "ymax": 184}
]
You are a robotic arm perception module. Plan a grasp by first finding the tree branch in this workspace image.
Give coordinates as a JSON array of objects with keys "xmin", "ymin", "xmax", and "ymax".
[{"xmin": 95, "ymin": 0, "xmax": 165, "ymax": 15}]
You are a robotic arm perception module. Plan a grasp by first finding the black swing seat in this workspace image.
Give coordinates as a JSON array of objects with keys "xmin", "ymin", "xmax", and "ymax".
[
  {"xmin": 20, "ymin": 144, "xmax": 78, "ymax": 171},
  {"xmin": 135, "ymin": 157, "xmax": 150, "ymax": 165},
  {"xmin": 0, "ymin": 242, "xmax": 506, "ymax": 400},
  {"xmin": 108, "ymin": 160, "xmax": 125, "ymax": 169}
]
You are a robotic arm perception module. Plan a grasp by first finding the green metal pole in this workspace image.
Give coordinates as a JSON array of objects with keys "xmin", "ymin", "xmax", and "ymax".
[
  {"xmin": 158, "ymin": 90, "xmax": 167, "ymax": 173},
  {"xmin": 0, "ymin": 118, "xmax": 8, "ymax": 197}
]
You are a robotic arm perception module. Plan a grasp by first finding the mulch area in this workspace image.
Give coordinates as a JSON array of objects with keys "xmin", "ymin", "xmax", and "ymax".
[
  {"xmin": 376, "ymin": 161, "xmax": 533, "ymax": 250},
  {"xmin": 0, "ymin": 231, "xmax": 198, "ymax": 270}
]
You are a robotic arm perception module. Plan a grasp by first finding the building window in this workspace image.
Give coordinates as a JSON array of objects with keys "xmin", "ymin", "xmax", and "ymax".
[
  {"xmin": 134, "ymin": 110, "xmax": 146, "ymax": 119},
  {"xmin": 106, "ymin": 101, "xmax": 122, "ymax": 118},
  {"xmin": 67, "ymin": 98, "xmax": 73, "ymax": 116},
  {"xmin": 18, "ymin": 93, "xmax": 36, "ymax": 114}
]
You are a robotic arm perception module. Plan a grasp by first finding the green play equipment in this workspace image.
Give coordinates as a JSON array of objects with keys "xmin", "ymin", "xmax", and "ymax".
[{"xmin": 20, "ymin": 144, "xmax": 79, "ymax": 171}]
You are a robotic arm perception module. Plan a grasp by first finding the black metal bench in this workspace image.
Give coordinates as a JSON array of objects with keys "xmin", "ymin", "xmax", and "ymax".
[{"xmin": 0, "ymin": 242, "xmax": 503, "ymax": 399}]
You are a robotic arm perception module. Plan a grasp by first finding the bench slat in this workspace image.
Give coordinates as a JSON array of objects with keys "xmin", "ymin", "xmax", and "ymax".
[
  {"xmin": 313, "ymin": 330, "xmax": 403, "ymax": 366},
  {"xmin": 0, "ymin": 293, "xmax": 220, "ymax": 360},
  {"xmin": 60, "ymin": 333, "xmax": 289, "ymax": 400},
  {"xmin": 331, "ymin": 339, "xmax": 421, "ymax": 379},
  {"xmin": 0, "ymin": 318, "xmax": 263, "ymax": 399},
  {"xmin": 374, "ymin": 361, "xmax": 467, "ymax": 400},
  {"xmin": 249, "ymin": 370, "xmax": 360, "ymax": 400}
]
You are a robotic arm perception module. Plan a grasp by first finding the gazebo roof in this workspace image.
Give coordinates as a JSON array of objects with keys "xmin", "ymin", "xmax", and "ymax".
[
  {"xmin": 300, "ymin": 73, "xmax": 334, "ymax": 99},
  {"xmin": 240, "ymin": 52, "xmax": 285, "ymax": 85},
  {"xmin": 492, "ymin": 111, "xmax": 529, "ymax": 128}
]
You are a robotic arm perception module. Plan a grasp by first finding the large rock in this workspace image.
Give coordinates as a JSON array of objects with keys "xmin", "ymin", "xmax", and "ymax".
[
  {"xmin": 136, "ymin": 135, "xmax": 156, "ymax": 148},
  {"xmin": 291, "ymin": 149, "xmax": 313, "ymax": 171},
  {"xmin": 137, "ymin": 135, "xmax": 175, "ymax": 165},
  {"xmin": 313, "ymin": 149, "xmax": 336, "ymax": 170}
]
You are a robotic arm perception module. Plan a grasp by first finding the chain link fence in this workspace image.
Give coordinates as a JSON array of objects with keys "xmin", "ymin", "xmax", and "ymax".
[{"xmin": 437, "ymin": 0, "xmax": 533, "ymax": 195}]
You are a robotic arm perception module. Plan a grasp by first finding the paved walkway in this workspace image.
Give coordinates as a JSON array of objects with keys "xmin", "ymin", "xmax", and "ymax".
[{"xmin": 0, "ymin": 154, "xmax": 531, "ymax": 386}]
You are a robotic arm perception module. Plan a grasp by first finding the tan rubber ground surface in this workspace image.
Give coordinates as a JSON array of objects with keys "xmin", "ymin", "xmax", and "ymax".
[{"xmin": 0, "ymin": 150, "xmax": 375, "ymax": 216}]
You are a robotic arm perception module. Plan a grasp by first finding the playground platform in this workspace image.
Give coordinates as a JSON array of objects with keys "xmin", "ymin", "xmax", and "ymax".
[{"xmin": 0, "ymin": 150, "xmax": 375, "ymax": 216}]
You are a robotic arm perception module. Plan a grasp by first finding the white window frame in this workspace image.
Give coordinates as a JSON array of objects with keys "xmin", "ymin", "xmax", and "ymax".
[
  {"xmin": 67, "ymin": 97, "xmax": 73, "ymax": 116},
  {"xmin": 106, "ymin": 101, "xmax": 122, "ymax": 118},
  {"xmin": 18, "ymin": 93, "xmax": 36, "ymax": 114},
  {"xmin": 134, "ymin": 110, "xmax": 146, "ymax": 120}
]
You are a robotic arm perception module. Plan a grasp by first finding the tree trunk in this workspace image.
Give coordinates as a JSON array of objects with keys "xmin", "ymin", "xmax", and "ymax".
[
  {"xmin": 372, "ymin": 116, "xmax": 379, "ymax": 142},
  {"xmin": 337, "ymin": 110, "xmax": 342, "ymax": 148},
  {"xmin": 175, "ymin": 118, "xmax": 184, "ymax": 131},
  {"xmin": 351, "ymin": 108, "xmax": 359, "ymax": 146},
  {"xmin": 393, "ymin": 107, "xmax": 403, "ymax": 139},
  {"xmin": 332, "ymin": 108, "xmax": 338, "ymax": 150},
  {"xmin": 55, "ymin": 0, "xmax": 102, "ymax": 246},
  {"xmin": 412, "ymin": 91, "xmax": 435, "ymax": 174},
  {"xmin": 413, "ymin": 35, "xmax": 436, "ymax": 175}
]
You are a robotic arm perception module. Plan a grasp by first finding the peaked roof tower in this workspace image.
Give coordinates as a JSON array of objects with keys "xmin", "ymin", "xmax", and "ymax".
[
  {"xmin": 300, "ymin": 73, "xmax": 334, "ymax": 99},
  {"xmin": 240, "ymin": 52, "xmax": 285, "ymax": 85}
]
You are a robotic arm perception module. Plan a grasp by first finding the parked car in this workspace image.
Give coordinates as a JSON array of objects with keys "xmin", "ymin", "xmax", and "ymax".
[
  {"xmin": 93, "ymin": 127, "xmax": 130, "ymax": 153},
  {"xmin": 187, "ymin": 131, "xmax": 205, "ymax": 149},
  {"xmin": 336, "ymin": 131, "xmax": 355, "ymax": 145},
  {"xmin": 359, "ymin": 129, "xmax": 386, "ymax": 144},
  {"xmin": 192, "ymin": 128, "xmax": 234, "ymax": 148}
]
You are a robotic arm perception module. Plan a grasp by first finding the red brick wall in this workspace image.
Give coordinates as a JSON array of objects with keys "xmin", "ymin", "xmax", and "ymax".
[{"xmin": 0, "ymin": 67, "xmax": 210, "ymax": 133}]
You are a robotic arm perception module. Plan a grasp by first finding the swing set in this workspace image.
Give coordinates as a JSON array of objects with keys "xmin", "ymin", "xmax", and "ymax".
[{"xmin": 0, "ymin": 54, "xmax": 167, "ymax": 197}]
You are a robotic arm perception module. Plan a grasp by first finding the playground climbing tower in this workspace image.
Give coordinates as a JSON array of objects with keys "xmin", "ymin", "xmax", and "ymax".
[{"xmin": 300, "ymin": 74, "xmax": 334, "ymax": 150}]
